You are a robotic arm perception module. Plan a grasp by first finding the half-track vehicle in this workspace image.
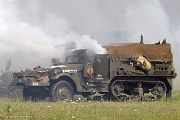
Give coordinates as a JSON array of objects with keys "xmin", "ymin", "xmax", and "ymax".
[{"xmin": 11, "ymin": 39, "xmax": 177, "ymax": 101}]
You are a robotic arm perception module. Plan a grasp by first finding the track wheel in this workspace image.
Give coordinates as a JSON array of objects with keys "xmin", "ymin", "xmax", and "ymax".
[
  {"xmin": 152, "ymin": 82, "xmax": 167, "ymax": 100},
  {"xmin": 50, "ymin": 81, "xmax": 74, "ymax": 101},
  {"xmin": 110, "ymin": 80, "xmax": 124, "ymax": 101}
]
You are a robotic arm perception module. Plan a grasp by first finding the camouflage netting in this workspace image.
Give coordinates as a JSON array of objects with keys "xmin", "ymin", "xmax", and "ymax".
[{"xmin": 103, "ymin": 43, "xmax": 172, "ymax": 60}]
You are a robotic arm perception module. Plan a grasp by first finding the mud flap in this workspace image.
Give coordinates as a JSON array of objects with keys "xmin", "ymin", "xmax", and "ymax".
[
  {"xmin": 166, "ymin": 77, "xmax": 173, "ymax": 99},
  {"xmin": 166, "ymin": 88, "xmax": 172, "ymax": 99}
]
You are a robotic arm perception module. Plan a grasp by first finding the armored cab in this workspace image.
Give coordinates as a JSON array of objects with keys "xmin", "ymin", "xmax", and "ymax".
[{"xmin": 11, "ymin": 39, "xmax": 176, "ymax": 101}]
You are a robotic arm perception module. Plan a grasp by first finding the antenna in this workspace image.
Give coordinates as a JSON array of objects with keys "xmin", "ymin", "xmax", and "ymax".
[{"xmin": 140, "ymin": 34, "xmax": 144, "ymax": 44}]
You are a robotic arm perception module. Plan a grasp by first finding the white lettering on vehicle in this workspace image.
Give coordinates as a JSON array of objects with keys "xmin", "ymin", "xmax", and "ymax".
[
  {"xmin": 62, "ymin": 70, "xmax": 78, "ymax": 74},
  {"xmin": 32, "ymin": 82, "xmax": 39, "ymax": 86},
  {"xmin": 96, "ymin": 74, "xmax": 104, "ymax": 80}
]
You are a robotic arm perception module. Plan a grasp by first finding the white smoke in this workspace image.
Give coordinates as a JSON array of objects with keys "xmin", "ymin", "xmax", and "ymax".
[
  {"xmin": 0, "ymin": 0, "xmax": 179, "ymax": 89},
  {"xmin": 122, "ymin": 0, "xmax": 180, "ymax": 89},
  {"xmin": 122, "ymin": 1, "xmax": 171, "ymax": 42},
  {"xmin": 171, "ymin": 26, "xmax": 180, "ymax": 90},
  {"xmin": 0, "ymin": 0, "xmax": 105, "ymax": 71}
]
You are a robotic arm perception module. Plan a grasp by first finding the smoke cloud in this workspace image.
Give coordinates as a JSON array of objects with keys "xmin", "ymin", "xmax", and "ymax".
[
  {"xmin": 0, "ymin": 0, "xmax": 105, "ymax": 72},
  {"xmin": 0, "ymin": 1, "xmax": 179, "ymax": 88}
]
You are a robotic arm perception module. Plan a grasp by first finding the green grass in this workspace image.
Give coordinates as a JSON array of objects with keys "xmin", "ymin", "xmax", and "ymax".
[{"xmin": 0, "ymin": 92, "xmax": 180, "ymax": 120}]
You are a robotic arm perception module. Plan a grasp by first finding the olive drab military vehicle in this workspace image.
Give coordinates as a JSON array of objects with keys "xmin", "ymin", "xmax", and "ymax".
[
  {"xmin": 0, "ymin": 71, "xmax": 23, "ymax": 98},
  {"xmin": 11, "ymin": 37, "xmax": 177, "ymax": 101},
  {"xmin": 0, "ymin": 60, "xmax": 23, "ymax": 99}
]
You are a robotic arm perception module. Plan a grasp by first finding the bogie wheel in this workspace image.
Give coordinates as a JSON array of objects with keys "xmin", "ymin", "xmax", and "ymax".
[
  {"xmin": 50, "ymin": 81, "xmax": 74, "ymax": 102},
  {"xmin": 9, "ymin": 86, "xmax": 23, "ymax": 100},
  {"xmin": 111, "ymin": 81, "xmax": 124, "ymax": 97},
  {"xmin": 110, "ymin": 80, "xmax": 125, "ymax": 101},
  {"xmin": 152, "ymin": 82, "xmax": 167, "ymax": 100}
]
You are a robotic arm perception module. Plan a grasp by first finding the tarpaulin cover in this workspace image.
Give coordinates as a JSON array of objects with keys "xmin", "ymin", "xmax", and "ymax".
[
  {"xmin": 103, "ymin": 43, "xmax": 172, "ymax": 59},
  {"xmin": 136, "ymin": 55, "xmax": 151, "ymax": 71}
]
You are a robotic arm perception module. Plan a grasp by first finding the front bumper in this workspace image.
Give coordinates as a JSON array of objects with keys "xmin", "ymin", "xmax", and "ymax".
[{"xmin": 11, "ymin": 78, "xmax": 50, "ymax": 87}]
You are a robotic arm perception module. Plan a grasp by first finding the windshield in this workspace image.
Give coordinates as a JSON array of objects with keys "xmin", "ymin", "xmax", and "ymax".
[{"xmin": 65, "ymin": 49, "xmax": 95, "ymax": 64}]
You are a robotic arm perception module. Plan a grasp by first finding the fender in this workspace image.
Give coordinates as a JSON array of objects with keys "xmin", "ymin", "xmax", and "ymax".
[
  {"xmin": 50, "ymin": 72, "xmax": 82, "ymax": 92},
  {"xmin": 50, "ymin": 72, "xmax": 73, "ymax": 80}
]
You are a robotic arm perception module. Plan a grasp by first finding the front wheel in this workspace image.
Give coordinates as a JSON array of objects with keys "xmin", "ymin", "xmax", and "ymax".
[
  {"xmin": 9, "ymin": 86, "xmax": 23, "ymax": 99},
  {"xmin": 50, "ymin": 81, "xmax": 74, "ymax": 101}
]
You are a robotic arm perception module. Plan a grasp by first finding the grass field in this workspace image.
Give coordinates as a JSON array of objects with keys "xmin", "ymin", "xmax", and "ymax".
[{"xmin": 0, "ymin": 92, "xmax": 180, "ymax": 120}]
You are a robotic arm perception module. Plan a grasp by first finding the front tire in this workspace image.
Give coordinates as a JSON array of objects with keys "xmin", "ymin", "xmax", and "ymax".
[
  {"xmin": 9, "ymin": 86, "xmax": 23, "ymax": 100},
  {"xmin": 50, "ymin": 81, "xmax": 74, "ymax": 101}
]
